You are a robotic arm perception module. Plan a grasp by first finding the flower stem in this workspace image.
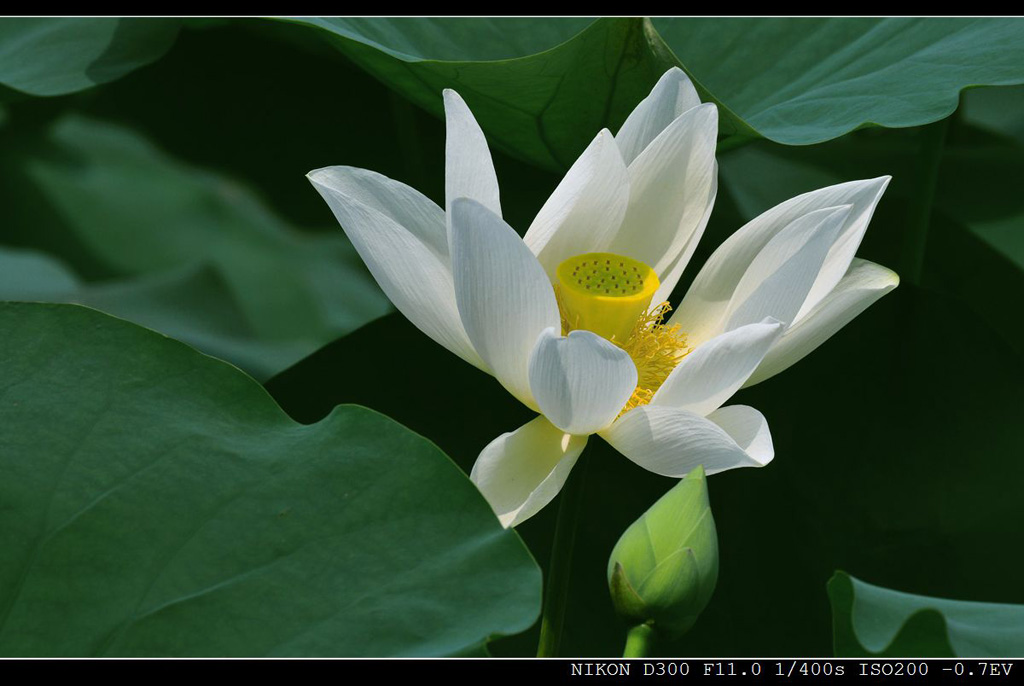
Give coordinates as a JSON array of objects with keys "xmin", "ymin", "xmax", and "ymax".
[
  {"xmin": 535, "ymin": 457, "xmax": 589, "ymax": 657},
  {"xmin": 622, "ymin": 623, "xmax": 654, "ymax": 657},
  {"xmin": 901, "ymin": 117, "xmax": 950, "ymax": 287}
]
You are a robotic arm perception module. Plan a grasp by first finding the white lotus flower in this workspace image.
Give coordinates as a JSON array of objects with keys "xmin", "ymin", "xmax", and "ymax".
[{"xmin": 308, "ymin": 68, "xmax": 898, "ymax": 528}]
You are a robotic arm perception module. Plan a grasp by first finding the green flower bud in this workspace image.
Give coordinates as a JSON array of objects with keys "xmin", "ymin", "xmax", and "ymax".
[{"xmin": 607, "ymin": 465, "xmax": 718, "ymax": 639}]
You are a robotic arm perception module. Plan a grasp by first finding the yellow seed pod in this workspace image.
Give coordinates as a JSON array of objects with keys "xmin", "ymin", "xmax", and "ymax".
[{"xmin": 556, "ymin": 252, "xmax": 660, "ymax": 344}]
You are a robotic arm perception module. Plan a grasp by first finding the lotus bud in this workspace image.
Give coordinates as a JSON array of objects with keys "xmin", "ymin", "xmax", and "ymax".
[{"xmin": 607, "ymin": 465, "xmax": 718, "ymax": 641}]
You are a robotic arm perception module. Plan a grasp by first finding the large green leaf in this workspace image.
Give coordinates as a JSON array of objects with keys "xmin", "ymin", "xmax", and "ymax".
[
  {"xmin": 279, "ymin": 18, "xmax": 691, "ymax": 171},
  {"xmin": 279, "ymin": 18, "xmax": 1024, "ymax": 170},
  {"xmin": 653, "ymin": 18, "xmax": 1024, "ymax": 145},
  {"xmin": 0, "ymin": 18, "xmax": 180, "ymax": 97},
  {"xmin": 829, "ymin": 571, "xmax": 1024, "ymax": 657},
  {"xmin": 0, "ymin": 114, "xmax": 391, "ymax": 379},
  {"xmin": 0, "ymin": 303, "xmax": 540, "ymax": 656}
]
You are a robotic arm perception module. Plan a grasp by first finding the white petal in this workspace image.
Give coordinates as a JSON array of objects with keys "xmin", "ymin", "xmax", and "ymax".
[
  {"xmin": 529, "ymin": 328, "xmax": 638, "ymax": 435},
  {"xmin": 652, "ymin": 319, "xmax": 783, "ymax": 416},
  {"xmin": 470, "ymin": 415, "xmax": 587, "ymax": 528},
  {"xmin": 649, "ymin": 165, "xmax": 718, "ymax": 305},
  {"xmin": 675, "ymin": 204, "xmax": 850, "ymax": 347},
  {"xmin": 450, "ymin": 198, "xmax": 560, "ymax": 408},
  {"xmin": 674, "ymin": 177, "xmax": 890, "ymax": 338},
  {"xmin": 523, "ymin": 129, "xmax": 630, "ymax": 279},
  {"xmin": 609, "ymin": 103, "xmax": 718, "ymax": 281},
  {"xmin": 308, "ymin": 167, "xmax": 485, "ymax": 371},
  {"xmin": 706, "ymin": 405, "xmax": 774, "ymax": 466},
  {"xmin": 601, "ymin": 404, "xmax": 771, "ymax": 477},
  {"xmin": 444, "ymin": 89, "xmax": 501, "ymax": 241},
  {"xmin": 615, "ymin": 67, "xmax": 702, "ymax": 165},
  {"xmin": 724, "ymin": 205, "xmax": 851, "ymax": 331},
  {"xmin": 744, "ymin": 258, "xmax": 899, "ymax": 387},
  {"xmin": 309, "ymin": 165, "xmax": 449, "ymax": 258},
  {"xmin": 798, "ymin": 177, "xmax": 891, "ymax": 319}
]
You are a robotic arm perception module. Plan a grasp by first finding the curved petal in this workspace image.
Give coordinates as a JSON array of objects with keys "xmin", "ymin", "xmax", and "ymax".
[
  {"xmin": 652, "ymin": 319, "xmax": 783, "ymax": 416},
  {"xmin": 615, "ymin": 67, "xmax": 702, "ymax": 165},
  {"xmin": 649, "ymin": 165, "xmax": 717, "ymax": 305},
  {"xmin": 470, "ymin": 415, "xmax": 587, "ymax": 528},
  {"xmin": 673, "ymin": 177, "xmax": 890, "ymax": 338},
  {"xmin": 799, "ymin": 177, "xmax": 890, "ymax": 319},
  {"xmin": 724, "ymin": 205, "xmax": 850, "ymax": 332},
  {"xmin": 675, "ymin": 204, "xmax": 850, "ymax": 347},
  {"xmin": 600, "ymin": 404, "xmax": 771, "ymax": 477},
  {"xmin": 744, "ymin": 258, "xmax": 899, "ymax": 387},
  {"xmin": 444, "ymin": 89, "xmax": 501, "ymax": 241},
  {"xmin": 308, "ymin": 167, "xmax": 485, "ymax": 371},
  {"xmin": 529, "ymin": 328, "xmax": 638, "ymax": 435},
  {"xmin": 706, "ymin": 405, "xmax": 774, "ymax": 467},
  {"xmin": 609, "ymin": 103, "xmax": 719, "ymax": 280},
  {"xmin": 523, "ymin": 129, "xmax": 630, "ymax": 279},
  {"xmin": 450, "ymin": 198, "xmax": 560, "ymax": 408},
  {"xmin": 308, "ymin": 165, "xmax": 449, "ymax": 259}
]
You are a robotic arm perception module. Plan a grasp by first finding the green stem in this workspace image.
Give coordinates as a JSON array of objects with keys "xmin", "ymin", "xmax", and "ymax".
[
  {"xmin": 901, "ymin": 117, "xmax": 950, "ymax": 287},
  {"xmin": 535, "ymin": 457, "xmax": 589, "ymax": 657},
  {"xmin": 622, "ymin": 623, "xmax": 654, "ymax": 658}
]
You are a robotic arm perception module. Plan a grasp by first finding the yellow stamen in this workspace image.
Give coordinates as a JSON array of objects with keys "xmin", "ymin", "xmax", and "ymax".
[
  {"xmin": 555, "ymin": 252, "xmax": 690, "ymax": 417},
  {"xmin": 617, "ymin": 302, "xmax": 689, "ymax": 416}
]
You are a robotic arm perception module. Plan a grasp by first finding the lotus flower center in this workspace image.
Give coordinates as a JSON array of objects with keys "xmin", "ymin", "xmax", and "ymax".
[
  {"xmin": 556, "ymin": 252, "xmax": 660, "ymax": 343},
  {"xmin": 555, "ymin": 252, "xmax": 690, "ymax": 415}
]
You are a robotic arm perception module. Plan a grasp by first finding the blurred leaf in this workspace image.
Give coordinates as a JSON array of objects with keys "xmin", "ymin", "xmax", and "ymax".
[
  {"xmin": 652, "ymin": 18, "xmax": 1024, "ymax": 145},
  {"xmin": 829, "ymin": 571, "xmax": 1024, "ymax": 657},
  {"xmin": 936, "ymin": 139, "xmax": 1024, "ymax": 271},
  {"xmin": 0, "ymin": 248, "xmax": 320, "ymax": 375},
  {"xmin": 0, "ymin": 114, "xmax": 391, "ymax": 379},
  {"xmin": 0, "ymin": 246, "xmax": 80, "ymax": 297},
  {"xmin": 0, "ymin": 303, "xmax": 540, "ymax": 657},
  {"xmin": 961, "ymin": 84, "xmax": 1024, "ymax": 147},
  {"xmin": 0, "ymin": 18, "xmax": 179, "ymax": 96}
]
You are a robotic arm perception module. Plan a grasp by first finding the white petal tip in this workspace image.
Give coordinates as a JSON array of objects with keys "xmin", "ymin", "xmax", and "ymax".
[
  {"xmin": 659, "ymin": 66, "xmax": 693, "ymax": 87},
  {"xmin": 861, "ymin": 175, "xmax": 893, "ymax": 195},
  {"xmin": 305, "ymin": 165, "xmax": 356, "ymax": 187},
  {"xmin": 696, "ymin": 101, "xmax": 719, "ymax": 120},
  {"xmin": 867, "ymin": 262, "xmax": 901, "ymax": 291},
  {"xmin": 450, "ymin": 195, "xmax": 488, "ymax": 216},
  {"xmin": 758, "ymin": 316, "xmax": 786, "ymax": 331},
  {"xmin": 443, "ymin": 88, "xmax": 465, "ymax": 106}
]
